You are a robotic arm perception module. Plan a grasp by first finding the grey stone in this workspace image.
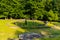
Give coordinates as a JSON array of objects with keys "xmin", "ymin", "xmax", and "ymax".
[{"xmin": 19, "ymin": 32, "xmax": 43, "ymax": 40}]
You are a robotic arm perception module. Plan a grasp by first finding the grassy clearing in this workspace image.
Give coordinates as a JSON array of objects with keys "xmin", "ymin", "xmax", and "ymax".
[{"xmin": 0, "ymin": 19, "xmax": 60, "ymax": 40}]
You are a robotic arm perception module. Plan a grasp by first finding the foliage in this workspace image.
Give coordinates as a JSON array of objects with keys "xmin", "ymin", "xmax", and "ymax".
[{"xmin": 0, "ymin": 0, "xmax": 59, "ymax": 21}]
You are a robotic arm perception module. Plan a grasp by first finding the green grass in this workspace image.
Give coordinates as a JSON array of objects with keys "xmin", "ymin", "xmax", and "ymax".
[
  {"xmin": 52, "ymin": 22, "xmax": 60, "ymax": 26},
  {"xmin": 0, "ymin": 19, "xmax": 60, "ymax": 40}
]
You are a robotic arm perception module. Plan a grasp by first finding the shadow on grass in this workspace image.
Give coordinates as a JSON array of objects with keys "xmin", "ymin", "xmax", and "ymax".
[
  {"xmin": 13, "ymin": 21, "xmax": 51, "ymax": 37},
  {"xmin": 13, "ymin": 21, "xmax": 50, "ymax": 29}
]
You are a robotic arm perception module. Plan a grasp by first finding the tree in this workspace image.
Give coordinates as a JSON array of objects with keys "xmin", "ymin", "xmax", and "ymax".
[
  {"xmin": 0, "ymin": 0, "xmax": 59, "ymax": 22},
  {"xmin": 48, "ymin": 10, "xmax": 58, "ymax": 21}
]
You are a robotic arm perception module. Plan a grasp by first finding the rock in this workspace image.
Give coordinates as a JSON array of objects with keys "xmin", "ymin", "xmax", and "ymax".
[{"xmin": 19, "ymin": 32, "xmax": 43, "ymax": 40}]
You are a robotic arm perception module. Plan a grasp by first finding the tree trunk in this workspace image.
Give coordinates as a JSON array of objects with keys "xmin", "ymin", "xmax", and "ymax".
[
  {"xmin": 25, "ymin": 19, "xmax": 27, "ymax": 25},
  {"xmin": 44, "ymin": 21, "xmax": 48, "ymax": 26}
]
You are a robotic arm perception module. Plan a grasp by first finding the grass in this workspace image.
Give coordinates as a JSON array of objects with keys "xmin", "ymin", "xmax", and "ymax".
[
  {"xmin": 52, "ymin": 22, "xmax": 60, "ymax": 26},
  {"xmin": 0, "ymin": 19, "xmax": 26, "ymax": 40},
  {"xmin": 0, "ymin": 19, "xmax": 60, "ymax": 40}
]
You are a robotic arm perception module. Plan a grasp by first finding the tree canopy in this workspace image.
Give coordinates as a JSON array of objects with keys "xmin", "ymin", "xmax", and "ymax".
[{"xmin": 0, "ymin": 0, "xmax": 60, "ymax": 21}]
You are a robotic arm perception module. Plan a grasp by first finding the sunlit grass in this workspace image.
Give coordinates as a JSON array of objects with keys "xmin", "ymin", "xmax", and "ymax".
[
  {"xmin": 0, "ymin": 19, "xmax": 26, "ymax": 40},
  {"xmin": 52, "ymin": 22, "xmax": 60, "ymax": 26}
]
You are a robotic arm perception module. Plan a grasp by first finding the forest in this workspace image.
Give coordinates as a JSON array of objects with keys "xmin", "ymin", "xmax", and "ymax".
[{"xmin": 0, "ymin": 0, "xmax": 60, "ymax": 21}]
